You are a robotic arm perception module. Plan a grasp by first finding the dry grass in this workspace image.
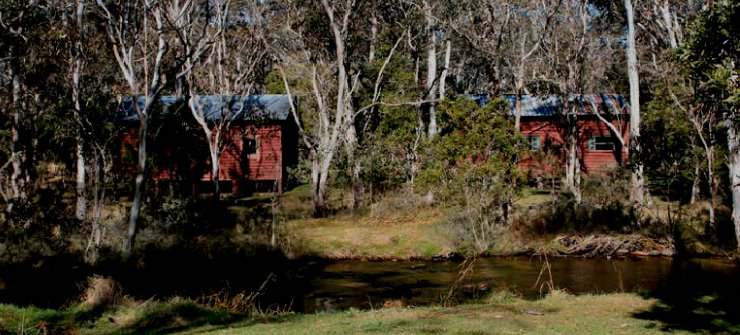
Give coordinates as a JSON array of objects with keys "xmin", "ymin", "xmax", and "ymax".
[
  {"xmin": 288, "ymin": 205, "xmax": 455, "ymax": 260},
  {"xmin": 80, "ymin": 275, "xmax": 128, "ymax": 310}
]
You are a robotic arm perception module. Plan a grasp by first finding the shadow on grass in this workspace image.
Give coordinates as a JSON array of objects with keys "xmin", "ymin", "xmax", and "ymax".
[
  {"xmin": 106, "ymin": 301, "xmax": 245, "ymax": 335},
  {"xmin": 632, "ymin": 260, "xmax": 740, "ymax": 334},
  {"xmin": 22, "ymin": 301, "xmax": 293, "ymax": 335},
  {"xmin": 110, "ymin": 301, "xmax": 304, "ymax": 335}
]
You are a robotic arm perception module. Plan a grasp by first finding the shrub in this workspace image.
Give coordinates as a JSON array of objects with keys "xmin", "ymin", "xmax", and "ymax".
[{"xmin": 80, "ymin": 275, "xmax": 127, "ymax": 310}]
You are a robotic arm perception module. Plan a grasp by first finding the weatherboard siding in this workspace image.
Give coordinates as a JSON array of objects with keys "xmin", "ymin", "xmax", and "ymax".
[
  {"xmin": 519, "ymin": 117, "xmax": 629, "ymax": 177},
  {"xmin": 119, "ymin": 123, "xmax": 288, "ymax": 195},
  {"xmin": 217, "ymin": 126, "xmax": 284, "ymax": 186}
]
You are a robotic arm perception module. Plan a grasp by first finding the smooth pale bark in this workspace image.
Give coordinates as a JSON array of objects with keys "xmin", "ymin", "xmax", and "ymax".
[
  {"xmin": 188, "ymin": 97, "xmax": 223, "ymax": 198},
  {"xmin": 124, "ymin": 111, "xmax": 148, "ymax": 254},
  {"xmin": 439, "ymin": 40, "xmax": 451, "ymax": 101},
  {"xmin": 625, "ymin": 0, "xmax": 647, "ymax": 211},
  {"xmin": 369, "ymin": 12, "xmax": 377, "ymax": 63},
  {"xmin": 86, "ymin": 146, "xmax": 108, "ymax": 263},
  {"xmin": 72, "ymin": 0, "xmax": 87, "ymax": 221},
  {"xmin": 423, "ymin": 0, "xmax": 438, "ymax": 139},
  {"xmin": 689, "ymin": 113, "xmax": 716, "ymax": 227},
  {"xmin": 280, "ymin": 63, "xmax": 334, "ymax": 215},
  {"xmin": 9, "ymin": 67, "xmax": 21, "ymax": 214},
  {"xmin": 310, "ymin": 151, "xmax": 325, "ymax": 213},
  {"xmin": 725, "ymin": 114, "xmax": 740, "ymax": 252},
  {"xmin": 97, "ymin": 0, "xmax": 169, "ymax": 254},
  {"xmin": 281, "ymin": 1, "xmax": 403, "ymax": 214},
  {"xmin": 657, "ymin": 0, "xmax": 680, "ymax": 49},
  {"xmin": 75, "ymin": 139, "xmax": 86, "ymax": 220},
  {"xmin": 320, "ymin": 0, "xmax": 361, "ymax": 210},
  {"xmin": 564, "ymin": 107, "xmax": 581, "ymax": 203},
  {"xmin": 690, "ymin": 164, "xmax": 701, "ymax": 204}
]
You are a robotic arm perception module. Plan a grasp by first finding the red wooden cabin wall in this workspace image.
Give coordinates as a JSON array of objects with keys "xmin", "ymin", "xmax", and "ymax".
[{"xmin": 519, "ymin": 117, "xmax": 630, "ymax": 177}]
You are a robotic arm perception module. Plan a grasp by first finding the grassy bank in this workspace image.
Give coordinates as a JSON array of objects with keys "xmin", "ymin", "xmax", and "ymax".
[
  {"xmin": 277, "ymin": 187, "xmax": 686, "ymax": 260},
  {"xmin": 0, "ymin": 292, "xmax": 711, "ymax": 334}
]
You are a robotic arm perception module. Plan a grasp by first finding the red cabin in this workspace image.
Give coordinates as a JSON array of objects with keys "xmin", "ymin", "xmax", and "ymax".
[
  {"xmin": 503, "ymin": 94, "xmax": 630, "ymax": 178},
  {"xmin": 116, "ymin": 94, "xmax": 299, "ymax": 195}
]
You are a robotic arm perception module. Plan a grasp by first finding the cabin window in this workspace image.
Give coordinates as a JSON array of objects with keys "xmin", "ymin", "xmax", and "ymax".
[
  {"xmin": 243, "ymin": 137, "xmax": 259, "ymax": 156},
  {"xmin": 526, "ymin": 136, "xmax": 541, "ymax": 151},
  {"xmin": 588, "ymin": 136, "xmax": 617, "ymax": 151}
]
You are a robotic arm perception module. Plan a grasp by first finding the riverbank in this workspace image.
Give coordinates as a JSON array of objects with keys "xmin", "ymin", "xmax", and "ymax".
[
  {"xmin": 273, "ymin": 185, "xmax": 738, "ymax": 260},
  {"xmin": 287, "ymin": 214, "xmax": 680, "ymax": 260},
  {"xmin": 282, "ymin": 196, "xmax": 678, "ymax": 260},
  {"xmin": 0, "ymin": 292, "xmax": 705, "ymax": 334}
]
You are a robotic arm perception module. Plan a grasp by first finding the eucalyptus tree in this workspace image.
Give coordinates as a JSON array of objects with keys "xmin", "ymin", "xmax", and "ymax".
[
  {"xmin": 624, "ymin": 0, "xmax": 648, "ymax": 211},
  {"xmin": 680, "ymin": 1, "xmax": 740, "ymax": 251},
  {"xmin": 0, "ymin": 1, "xmax": 61, "ymax": 215},
  {"xmin": 534, "ymin": 0, "xmax": 619, "ymax": 203},
  {"xmin": 54, "ymin": 0, "xmax": 120, "ymax": 259},
  {"xmin": 96, "ymin": 0, "xmax": 207, "ymax": 253},
  {"xmin": 170, "ymin": 0, "xmax": 269, "ymax": 198},
  {"xmin": 633, "ymin": 0, "xmax": 712, "ymax": 223},
  {"xmin": 274, "ymin": 0, "xmax": 410, "ymax": 214}
]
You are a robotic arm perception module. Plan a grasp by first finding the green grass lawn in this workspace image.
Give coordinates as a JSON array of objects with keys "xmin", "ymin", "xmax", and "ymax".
[{"xmin": 0, "ymin": 292, "xmax": 699, "ymax": 335}]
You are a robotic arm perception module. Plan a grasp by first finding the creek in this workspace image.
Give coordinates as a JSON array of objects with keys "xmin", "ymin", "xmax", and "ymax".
[
  {"xmin": 1, "ymin": 256, "xmax": 738, "ymax": 314},
  {"xmin": 286, "ymin": 257, "xmax": 740, "ymax": 312}
]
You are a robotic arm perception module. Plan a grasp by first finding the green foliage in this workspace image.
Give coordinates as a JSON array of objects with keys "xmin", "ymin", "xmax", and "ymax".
[
  {"xmin": 418, "ymin": 97, "xmax": 524, "ymax": 253},
  {"xmin": 513, "ymin": 171, "xmax": 637, "ymax": 235},
  {"xmin": 419, "ymin": 97, "xmax": 524, "ymax": 206},
  {"xmin": 356, "ymin": 53, "xmax": 421, "ymax": 194},
  {"xmin": 680, "ymin": 2, "xmax": 740, "ymax": 112},
  {"xmin": 642, "ymin": 87, "xmax": 699, "ymax": 201}
]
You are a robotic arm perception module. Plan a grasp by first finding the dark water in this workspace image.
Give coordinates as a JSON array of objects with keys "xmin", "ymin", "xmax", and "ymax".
[
  {"xmin": 1, "ymin": 256, "xmax": 738, "ymax": 315},
  {"xmin": 290, "ymin": 257, "xmax": 740, "ymax": 313}
]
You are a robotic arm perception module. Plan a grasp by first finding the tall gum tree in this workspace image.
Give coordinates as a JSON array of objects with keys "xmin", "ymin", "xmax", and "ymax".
[
  {"xmin": 97, "ymin": 0, "xmax": 198, "ymax": 253},
  {"xmin": 171, "ymin": 0, "xmax": 263, "ymax": 199},
  {"xmin": 625, "ymin": 0, "xmax": 649, "ymax": 214},
  {"xmin": 275, "ymin": 0, "xmax": 411, "ymax": 215},
  {"xmin": 679, "ymin": 2, "xmax": 740, "ymax": 252}
]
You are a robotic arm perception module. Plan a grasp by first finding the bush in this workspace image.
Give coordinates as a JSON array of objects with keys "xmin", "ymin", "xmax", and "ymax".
[
  {"xmin": 512, "ymin": 171, "xmax": 635, "ymax": 235},
  {"xmin": 80, "ymin": 275, "xmax": 127, "ymax": 310}
]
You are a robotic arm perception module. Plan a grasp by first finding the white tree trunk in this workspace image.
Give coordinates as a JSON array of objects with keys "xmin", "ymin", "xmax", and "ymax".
[
  {"xmin": 626, "ymin": 0, "xmax": 647, "ymax": 210},
  {"xmin": 705, "ymin": 144, "xmax": 716, "ymax": 228},
  {"xmin": 439, "ymin": 39, "xmax": 451, "ymax": 101},
  {"xmin": 210, "ymin": 140, "xmax": 220, "ymax": 197},
  {"xmin": 369, "ymin": 12, "xmax": 377, "ymax": 63},
  {"xmin": 657, "ymin": 0, "xmax": 679, "ymax": 49},
  {"xmin": 312, "ymin": 150, "xmax": 333, "ymax": 216},
  {"xmin": 423, "ymin": 0, "xmax": 438, "ymax": 139},
  {"xmin": 564, "ymin": 109, "xmax": 581, "ymax": 203},
  {"xmin": 309, "ymin": 150, "xmax": 324, "ymax": 213},
  {"xmin": 9, "ymin": 67, "xmax": 21, "ymax": 214},
  {"xmin": 690, "ymin": 163, "xmax": 700, "ymax": 204},
  {"xmin": 76, "ymin": 138, "xmax": 87, "ymax": 220},
  {"xmin": 190, "ymin": 97, "xmax": 222, "ymax": 198},
  {"xmin": 725, "ymin": 114, "xmax": 740, "ymax": 252},
  {"xmin": 73, "ymin": 0, "xmax": 87, "ymax": 222},
  {"xmin": 124, "ymin": 111, "xmax": 150, "ymax": 254}
]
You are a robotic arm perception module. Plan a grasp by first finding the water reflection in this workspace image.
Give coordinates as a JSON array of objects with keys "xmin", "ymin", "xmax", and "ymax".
[{"xmin": 299, "ymin": 257, "xmax": 738, "ymax": 313}]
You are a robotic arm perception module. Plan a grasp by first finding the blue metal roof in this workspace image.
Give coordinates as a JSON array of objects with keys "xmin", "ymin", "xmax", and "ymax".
[
  {"xmin": 468, "ymin": 94, "xmax": 629, "ymax": 117},
  {"xmin": 115, "ymin": 94, "xmax": 295, "ymax": 122}
]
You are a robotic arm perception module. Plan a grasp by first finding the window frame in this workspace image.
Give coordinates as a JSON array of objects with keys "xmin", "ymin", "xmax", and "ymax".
[
  {"xmin": 526, "ymin": 135, "xmax": 541, "ymax": 151},
  {"xmin": 242, "ymin": 136, "xmax": 260, "ymax": 158},
  {"xmin": 588, "ymin": 136, "xmax": 617, "ymax": 151}
]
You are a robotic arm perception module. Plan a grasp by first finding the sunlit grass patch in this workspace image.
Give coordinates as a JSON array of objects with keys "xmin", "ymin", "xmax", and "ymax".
[
  {"xmin": 184, "ymin": 293, "xmax": 689, "ymax": 335},
  {"xmin": 286, "ymin": 206, "xmax": 455, "ymax": 260}
]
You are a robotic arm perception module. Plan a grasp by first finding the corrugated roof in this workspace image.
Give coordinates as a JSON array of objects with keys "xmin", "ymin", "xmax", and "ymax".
[
  {"xmin": 115, "ymin": 94, "xmax": 295, "ymax": 122},
  {"xmin": 468, "ymin": 94, "xmax": 629, "ymax": 117}
]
